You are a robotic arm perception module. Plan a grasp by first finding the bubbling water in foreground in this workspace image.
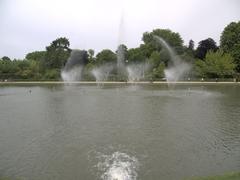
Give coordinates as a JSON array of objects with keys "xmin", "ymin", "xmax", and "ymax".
[
  {"xmin": 154, "ymin": 36, "xmax": 191, "ymax": 82},
  {"xmin": 97, "ymin": 152, "xmax": 139, "ymax": 180}
]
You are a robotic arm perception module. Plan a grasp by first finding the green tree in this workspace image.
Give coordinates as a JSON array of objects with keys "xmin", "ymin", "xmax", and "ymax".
[
  {"xmin": 220, "ymin": 21, "xmax": 240, "ymax": 72},
  {"xmin": 142, "ymin": 29, "xmax": 184, "ymax": 54},
  {"xmin": 185, "ymin": 39, "xmax": 195, "ymax": 58},
  {"xmin": 0, "ymin": 59, "xmax": 19, "ymax": 79},
  {"xmin": 146, "ymin": 51, "xmax": 165, "ymax": 80},
  {"xmin": 95, "ymin": 49, "xmax": 117, "ymax": 65},
  {"xmin": 194, "ymin": 59, "xmax": 206, "ymax": 78},
  {"xmin": 28, "ymin": 60, "xmax": 41, "ymax": 79},
  {"xmin": 88, "ymin": 49, "xmax": 95, "ymax": 63},
  {"xmin": 1, "ymin": 56, "xmax": 11, "ymax": 62},
  {"xmin": 25, "ymin": 51, "xmax": 46, "ymax": 61},
  {"xmin": 150, "ymin": 62, "xmax": 165, "ymax": 79},
  {"xmin": 15, "ymin": 60, "xmax": 31, "ymax": 79},
  {"xmin": 148, "ymin": 51, "xmax": 162, "ymax": 68},
  {"xmin": 188, "ymin": 39, "xmax": 194, "ymax": 51},
  {"xmin": 142, "ymin": 29, "xmax": 184, "ymax": 68},
  {"xmin": 44, "ymin": 69, "xmax": 60, "ymax": 80},
  {"xmin": 195, "ymin": 50, "xmax": 236, "ymax": 78},
  {"xmin": 195, "ymin": 38, "xmax": 218, "ymax": 60},
  {"xmin": 44, "ymin": 37, "xmax": 71, "ymax": 69},
  {"xmin": 138, "ymin": 43, "xmax": 155, "ymax": 58},
  {"xmin": 127, "ymin": 47, "xmax": 145, "ymax": 64}
]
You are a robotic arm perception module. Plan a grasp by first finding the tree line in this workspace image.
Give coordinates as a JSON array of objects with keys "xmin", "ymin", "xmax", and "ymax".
[{"xmin": 0, "ymin": 21, "xmax": 240, "ymax": 81}]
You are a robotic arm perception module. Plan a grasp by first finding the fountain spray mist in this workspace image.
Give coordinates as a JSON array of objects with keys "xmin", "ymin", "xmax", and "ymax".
[
  {"xmin": 91, "ymin": 64, "xmax": 114, "ymax": 82},
  {"xmin": 154, "ymin": 36, "xmax": 191, "ymax": 82},
  {"xmin": 61, "ymin": 50, "xmax": 88, "ymax": 82},
  {"xmin": 127, "ymin": 63, "xmax": 150, "ymax": 82},
  {"xmin": 116, "ymin": 9, "xmax": 128, "ymax": 80},
  {"xmin": 117, "ymin": 11, "xmax": 125, "ymax": 70}
]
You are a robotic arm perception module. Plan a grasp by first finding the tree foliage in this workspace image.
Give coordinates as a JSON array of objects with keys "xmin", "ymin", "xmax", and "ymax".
[
  {"xmin": 195, "ymin": 38, "xmax": 218, "ymax": 60},
  {"xmin": 25, "ymin": 51, "xmax": 46, "ymax": 61},
  {"xmin": 195, "ymin": 50, "xmax": 236, "ymax": 78},
  {"xmin": 1, "ymin": 56, "xmax": 11, "ymax": 62},
  {"xmin": 220, "ymin": 21, "xmax": 240, "ymax": 72},
  {"xmin": 1, "ymin": 24, "xmax": 240, "ymax": 81},
  {"xmin": 127, "ymin": 47, "xmax": 145, "ymax": 64},
  {"xmin": 95, "ymin": 49, "xmax": 117, "ymax": 65},
  {"xmin": 188, "ymin": 39, "xmax": 194, "ymax": 50},
  {"xmin": 142, "ymin": 29, "xmax": 184, "ymax": 67},
  {"xmin": 148, "ymin": 51, "xmax": 162, "ymax": 68},
  {"xmin": 142, "ymin": 29, "xmax": 183, "ymax": 48},
  {"xmin": 88, "ymin": 49, "xmax": 95, "ymax": 63},
  {"xmin": 44, "ymin": 37, "xmax": 71, "ymax": 69}
]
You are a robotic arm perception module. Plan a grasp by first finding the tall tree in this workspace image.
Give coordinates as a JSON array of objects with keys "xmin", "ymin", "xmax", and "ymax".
[
  {"xmin": 195, "ymin": 38, "xmax": 218, "ymax": 60},
  {"xmin": 220, "ymin": 21, "xmax": 240, "ymax": 72},
  {"xmin": 188, "ymin": 39, "xmax": 194, "ymax": 50},
  {"xmin": 44, "ymin": 37, "xmax": 71, "ymax": 69}
]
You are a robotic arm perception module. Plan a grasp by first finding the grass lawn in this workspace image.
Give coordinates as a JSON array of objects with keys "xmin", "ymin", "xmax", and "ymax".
[{"xmin": 186, "ymin": 172, "xmax": 240, "ymax": 180}]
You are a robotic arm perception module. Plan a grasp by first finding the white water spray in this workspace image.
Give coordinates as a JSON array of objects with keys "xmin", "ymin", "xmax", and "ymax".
[
  {"xmin": 154, "ymin": 36, "xmax": 191, "ymax": 82},
  {"xmin": 61, "ymin": 50, "xmax": 88, "ymax": 82},
  {"xmin": 92, "ymin": 64, "xmax": 114, "ymax": 82},
  {"xmin": 127, "ymin": 63, "xmax": 149, "ymax": 82},
  {"xmin": 97, "ymin": 152, "xmax": 139, "ymax": 180},
  {"xmin": 61, "ymin": 66, "xmax": 83, "ymax": 82}
]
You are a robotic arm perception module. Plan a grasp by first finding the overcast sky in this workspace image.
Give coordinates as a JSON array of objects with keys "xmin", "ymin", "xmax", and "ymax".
[{"xmin": 0, "ymin": 0, "xmax": 240, "ymax": 59}]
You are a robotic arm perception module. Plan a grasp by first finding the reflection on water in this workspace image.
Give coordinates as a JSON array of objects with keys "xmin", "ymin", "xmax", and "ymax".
[{"xmin": 0, "ymin": 84, "xmax": 239, "ymax": 180}]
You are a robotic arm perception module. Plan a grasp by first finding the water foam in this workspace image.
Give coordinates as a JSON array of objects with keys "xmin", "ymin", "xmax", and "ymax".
[{"xmin": 97, "ymin": 152, "xmax": 139, "ymax": 180}]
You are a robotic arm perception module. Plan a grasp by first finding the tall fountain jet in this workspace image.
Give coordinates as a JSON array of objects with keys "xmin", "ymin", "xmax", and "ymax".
[
  {"xmin": 91, "ymin": 10, "xmax": 128, "ymax": 82},
  {"xmin": 116, "ymin": 10, "xmax": 127, "ymax": 80},
  {"xmin": 154, "ymin": 36, "xmax": 191, "ymax": 82},
  {"xmin": 116, "ymin": 11, "xmax": 150, "ymax": 82},
  {"xmin": 117, "ymin": 13, "xmax": 125, "ymax": 68}
]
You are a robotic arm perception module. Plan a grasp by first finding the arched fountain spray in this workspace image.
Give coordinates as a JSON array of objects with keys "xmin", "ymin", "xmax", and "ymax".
[{"xmin": 154, "ymin": 36, "xmax": 191, "ymax": 82}]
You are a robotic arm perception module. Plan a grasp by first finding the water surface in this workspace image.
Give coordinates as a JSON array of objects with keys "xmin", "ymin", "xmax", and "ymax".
[{"xmin": 0, "ymin": 84, "xmax": 239, "ymax": 180}]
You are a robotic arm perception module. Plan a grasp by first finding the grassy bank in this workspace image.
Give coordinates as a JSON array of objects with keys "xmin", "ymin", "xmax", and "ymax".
[
  {"xmin": 186, "ymin": 172, "xmax": 240, "ymax": 180},
  {"xmin": 1, "ymin": 172, "xmax": 240, "ymax": 180}
]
